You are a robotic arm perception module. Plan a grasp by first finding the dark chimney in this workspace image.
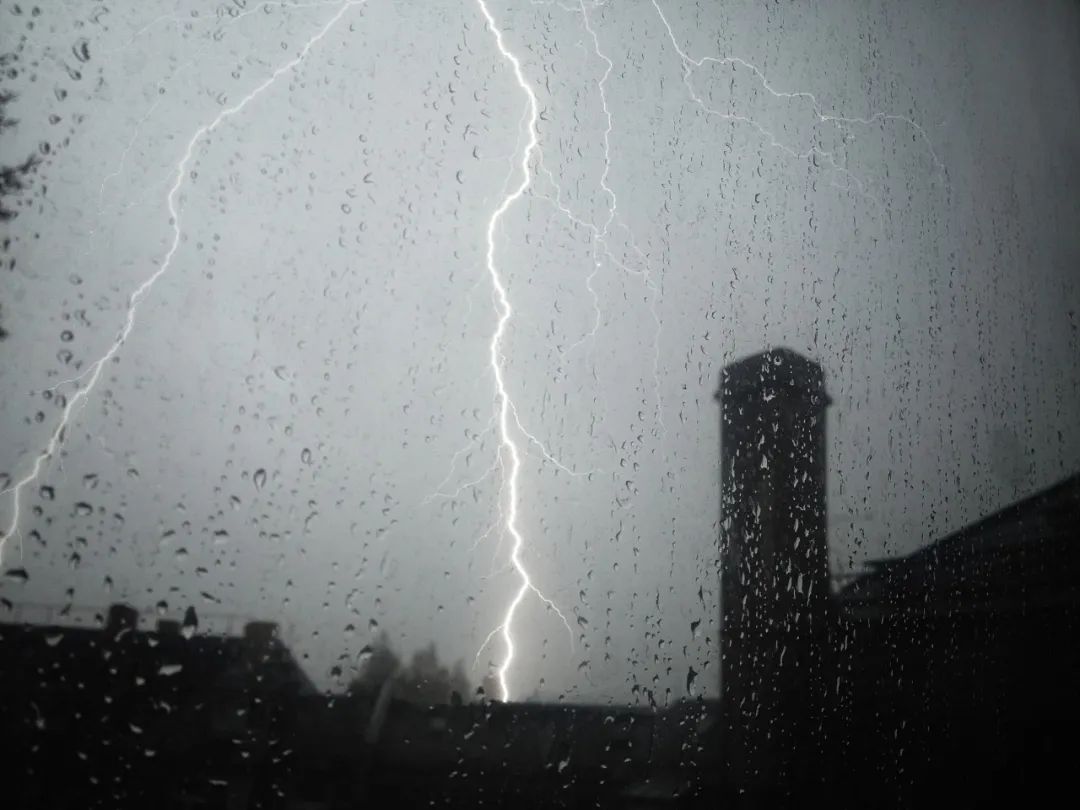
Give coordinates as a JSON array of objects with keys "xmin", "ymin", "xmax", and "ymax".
[{"xmin": 717, "ymin": 348, "xmax": 831, "ymax": 794}]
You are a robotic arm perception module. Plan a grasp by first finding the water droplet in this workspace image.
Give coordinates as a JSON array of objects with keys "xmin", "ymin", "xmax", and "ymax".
[
  {"xmin": 686, "ymin": 667, "xmax": 698, "ymax": 696},
  {"xmin": 253, "ymin": 468, "xmax": 267, "ymax": 491},
  {"xmin": 72, "ymin": 38, "xmax": 90, "ymax": 63},
  {"xmin": 181, "ymin": 606, "xmax": 198, "ymax": 639}
]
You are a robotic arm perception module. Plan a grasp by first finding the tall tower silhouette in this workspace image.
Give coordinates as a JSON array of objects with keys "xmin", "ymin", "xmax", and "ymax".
[{"xmin": 717, "ymin": 348, "xmax": 831, "ymax": 796}]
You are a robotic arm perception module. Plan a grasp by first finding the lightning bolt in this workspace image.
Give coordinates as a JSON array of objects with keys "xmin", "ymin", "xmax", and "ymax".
[
  {"xmin": 4, "ymin": 0, "xmax": 946, "ymax": 709},
  {"xmin": 0, "ymin": 1, "xmax": 364, "ymax": 567},
  {"xmin": 473, "ymin": 0, "xmax": 575, "ymax": 703},
  {"xmin": 466, "ymin": 0, "xmax": 944, "ymax": 703}
]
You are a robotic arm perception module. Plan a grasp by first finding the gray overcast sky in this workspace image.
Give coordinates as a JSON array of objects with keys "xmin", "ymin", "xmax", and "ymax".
[{"xmin": 1, "ymin": 0, "xmax": 1078, "ymax": 704}]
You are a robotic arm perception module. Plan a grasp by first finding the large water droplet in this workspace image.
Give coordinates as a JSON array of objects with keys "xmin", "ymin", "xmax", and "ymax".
[
  {"xmin": 686, "ymin": 666, "xmax": 698, "ymax": 696},
  {"xmin": 5, "ymin": 568, "xmax": 29, "ymax": 584},
  {"xmin": 181, "ymin": 606, "xmax": 198, "ymax": 639}
]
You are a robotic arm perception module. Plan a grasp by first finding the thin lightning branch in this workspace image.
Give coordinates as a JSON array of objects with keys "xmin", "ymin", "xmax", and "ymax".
[
  {"xmin": 528, "ymin": 583, "xmax": 575, "ymax": 645},
  {"xmin": 76, "ymin": 3, "xmax": 360, "ymax": 284},
  {"xmin": 483, "ymin": 477, "xmax": 509, "ymax": 566},
  {"xmin": 509, "ymin": 402, "xmax": 599, "ymax": 477},
  {"xmin": 470, "ymin": 519, "xmax": 503, "ymax": 554},
  {"xmin": 474, "ymin": 622, "xmax": 506, "ymax": 672},
  {"xmin": 0, "ymin": 1, "xmax": 363, "ymax": 567},
  {"xmin": 678, "ymin": 52, "xmax": 944, "ymax": 181},
  {"xmin": 97, "ymin": 97, "xmax": 163, "ymax": 211},
  {"xmin": 532, "ymin": 166, "xmax": 606, "ymax": 356},
  {"xmin": 425, "ymin": 417, "xmax": 497, "ymax": 499},
  {"xmin": 578, "ymin": 3, "xmax": 615, "ymax": 239},
  {"xmin": 425, "ymin": 456, "xmax": 503, "ymax": 503},
  {"xmin": 526, "ymin": 1, "xmax": 668, "ymax": 437},
  {"xmin": 651, "ymin": 0, "xmax": 945, "ymax": 202},
  {"xmin": 481, "ymin": 562, "xmax": 515, "ymax": 583},
  {"xmin": 473, "ymin": 581, "xmax": 573, "ymax": 674},
  {"xmin": 474, "ymin": 0, "xmax": 573, "ymax": 703},
  {"xmin": 577, "ymin": 0, "xmax": 666, "ymax": 436}
]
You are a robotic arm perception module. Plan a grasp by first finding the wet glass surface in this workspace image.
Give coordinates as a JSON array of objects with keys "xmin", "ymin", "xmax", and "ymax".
[{"xmin": 1, "ymin": 2, "xmax": 1078, "ymax": 807}]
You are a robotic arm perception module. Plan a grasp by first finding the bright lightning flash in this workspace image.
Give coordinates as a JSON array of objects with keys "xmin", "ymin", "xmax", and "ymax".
[
  {"xmin": 473, "ymin": 0, "xmax": 575, "ymax": 703},
  {"xmin": 0, "ymin": 2, "xmax": 363, "ymax": 566},
  {"xmin": 467, "ymin": 0, "xmax": 944, "ymax": 704}
]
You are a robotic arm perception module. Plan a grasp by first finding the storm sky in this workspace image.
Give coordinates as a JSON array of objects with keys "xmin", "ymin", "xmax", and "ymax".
[{"xmin": 1, "ymin": 0, "xmax": 1078, "ymax": 703}]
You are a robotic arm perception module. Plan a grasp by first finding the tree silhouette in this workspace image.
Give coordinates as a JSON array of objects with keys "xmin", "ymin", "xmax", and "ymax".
[
  {"xmin": 479, "ymin": 668, "xmax": 501, "ymax": 703},
  {"xmin": 349, "ymin": 634, "xmax": 470, "ymax": 706},
  {"xmin": 1, "ymin": 50, "xmax": 42, "ymax": 343},
  {"xmin": 1, "ymin": 52, "xmax": 39, "ymax": 224},
  {"xmin": 394, "ymin": 643, "xmax": 470, "ymax": 706},
  {"xmin": 349, "ymin": 631, "xmax": 401, "ymax": 695}
]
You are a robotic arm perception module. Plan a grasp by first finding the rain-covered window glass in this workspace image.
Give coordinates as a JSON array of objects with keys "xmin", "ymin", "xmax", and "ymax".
[{"xmin": 2, "ymin": 1, "xmax": 1078, "ymax": 807}]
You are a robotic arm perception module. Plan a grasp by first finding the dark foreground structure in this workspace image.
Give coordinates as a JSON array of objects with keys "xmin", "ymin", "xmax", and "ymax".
[
  {"xmin": 0, "ymin": 603, "xmax": 717, "ymax": 808},
  {"xmin": 717, "ymin": 348, "xmax": 1080, "ymax": 808},
  {"xmin": 1, "ymin": 348, "xmax": 1078, "ymax": 808}
]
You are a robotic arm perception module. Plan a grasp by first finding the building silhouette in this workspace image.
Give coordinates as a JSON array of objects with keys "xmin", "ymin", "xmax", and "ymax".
[
  {"xmin": 715, "ymin": 347, "xmax": 1080, "ymax": 807},
  {"xmin": 716, "ymin": 348, "xmax": 832, "ymax": 797},
  {"xmin": 0, "ymin": 604, "xmax": 317, "ymax": 808},
  {"xmin": 830, "ymin": 470, "xmax": 1080, "ymax": 806}
]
